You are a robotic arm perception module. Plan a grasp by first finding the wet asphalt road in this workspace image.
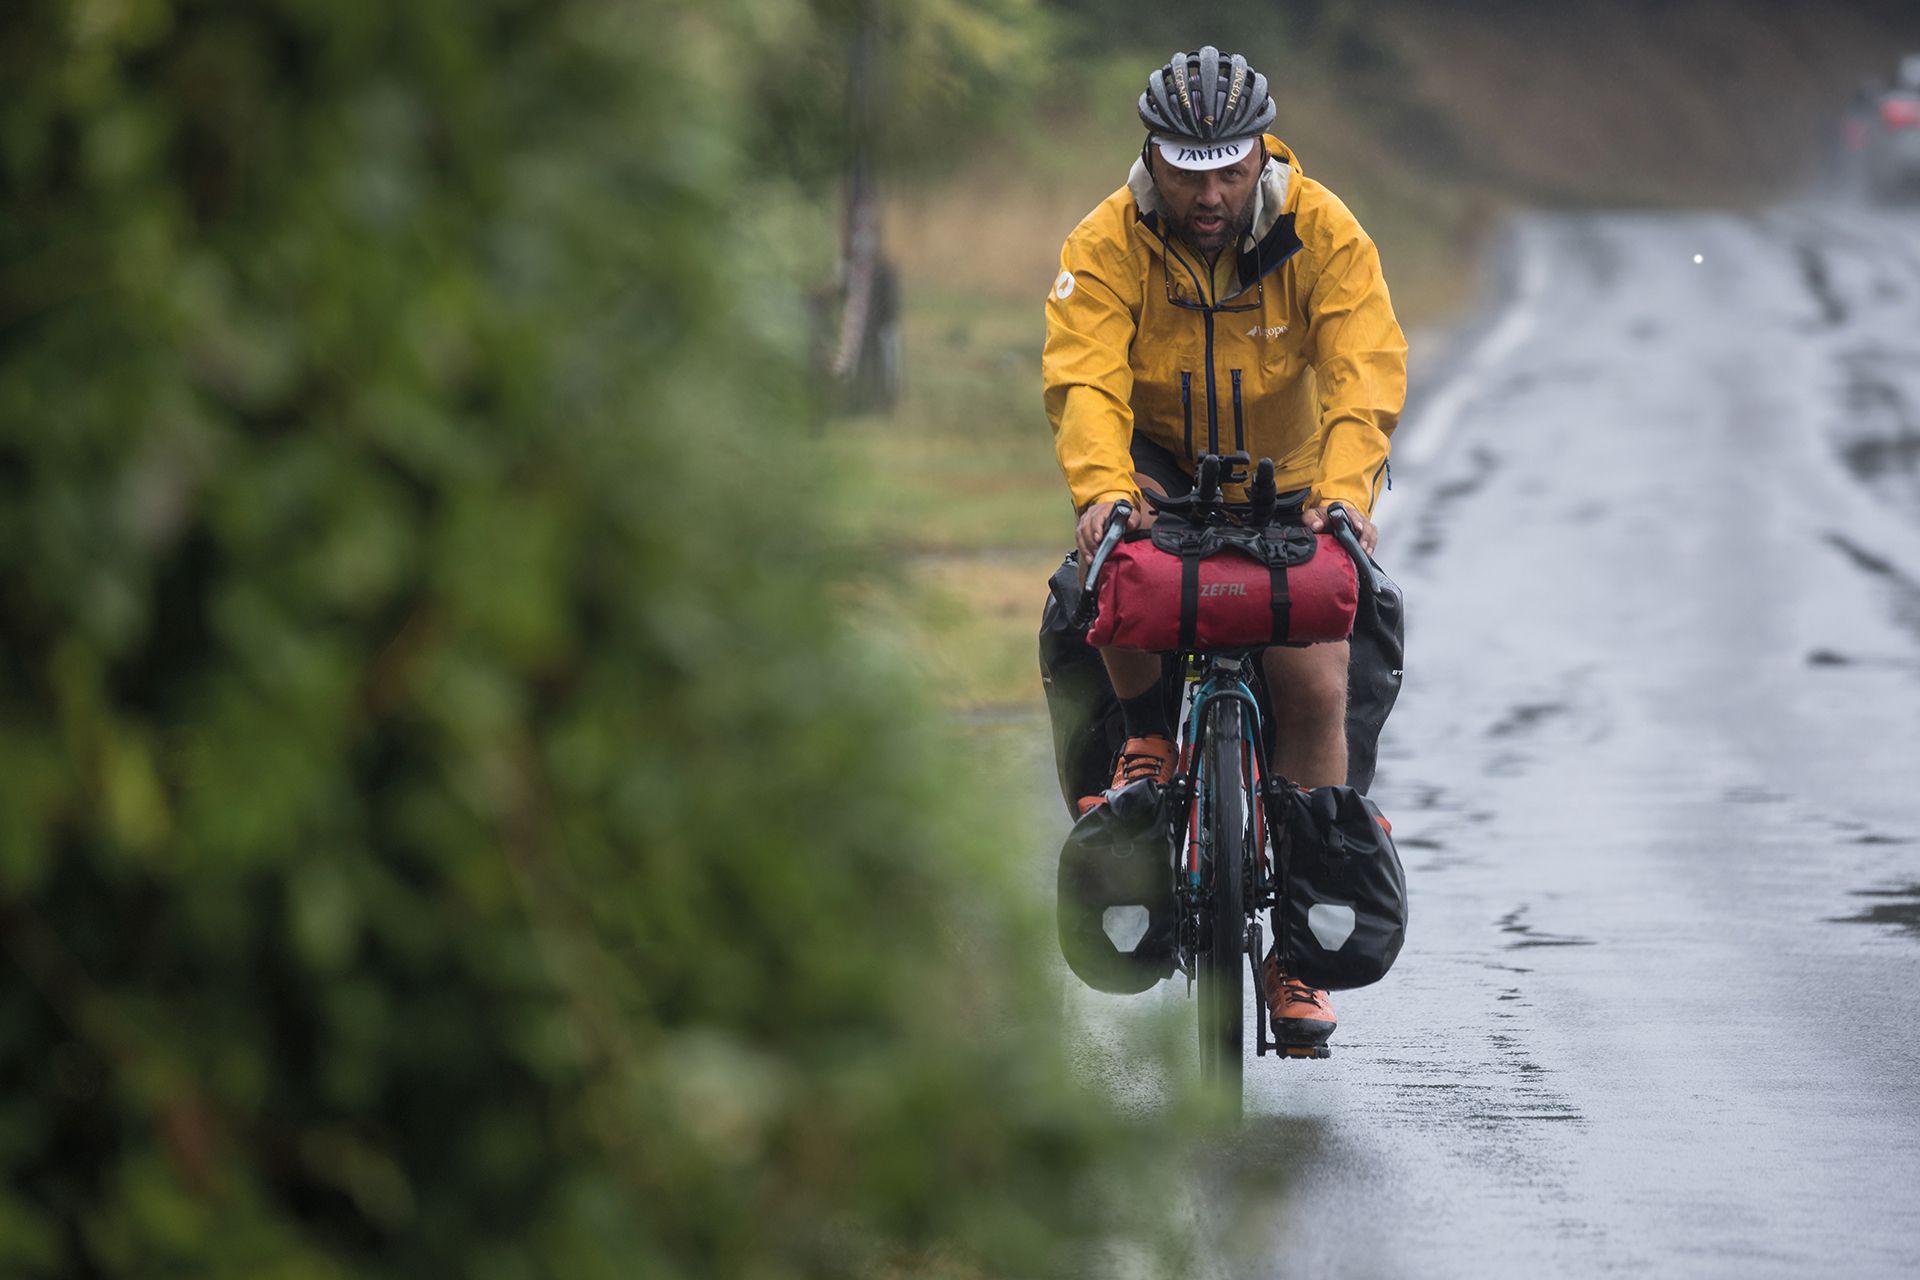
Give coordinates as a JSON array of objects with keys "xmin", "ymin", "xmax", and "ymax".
[{"xmin": 1052, "ymin": 202, "xmax": 1920, "ymax": 1277}]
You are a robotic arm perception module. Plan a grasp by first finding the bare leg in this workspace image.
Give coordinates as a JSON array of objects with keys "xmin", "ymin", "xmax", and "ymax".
[
  {"xmin": 1102, "ymin": 645, "xmax": 1164, "ymax": 698},
  {"xmin": 1261, "ymin": 640, "xmax": 1350, "ymax": 789}
]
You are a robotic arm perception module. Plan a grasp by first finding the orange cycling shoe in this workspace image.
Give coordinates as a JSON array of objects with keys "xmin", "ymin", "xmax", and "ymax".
[
  {"xmin": 1261, "ymin": 949, "xmax": 1337, "ymax": 1046},
  {"xmin": 1076, "ymin": 735, "xmax": 1178, "ymax": 816}
]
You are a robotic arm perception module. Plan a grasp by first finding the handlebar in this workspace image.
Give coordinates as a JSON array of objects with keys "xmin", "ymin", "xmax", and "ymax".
[
  {"xmin": 1072, "ymin": 499, "xmax": 1133, "ymax": 629},
  {"xmin": 1194, "ymin": 455, "xmax": 1220, "ymax": 504},
  {"xmin": 1143, "ymin": 451, "xmax": 1270, "ymax": 523},
  {"xmin": 1249, "ymin": 458, "xmax": 1276, "ymax": 527},
  {"xmin": 1072, "ymin": 467, "xmax": 1382, "ymax": 630}
]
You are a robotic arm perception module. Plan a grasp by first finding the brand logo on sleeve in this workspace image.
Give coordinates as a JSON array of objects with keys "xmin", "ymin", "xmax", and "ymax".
[{"xmin": 1054, "ymin": 270, "xmax": 1076, "ymax": 300}]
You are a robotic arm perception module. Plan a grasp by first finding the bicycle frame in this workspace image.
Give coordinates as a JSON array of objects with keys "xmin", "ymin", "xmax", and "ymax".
[
  {"xmin": 1071, "ymin": 451, "xmax": 1361, "ymax": 1077},
  {"xmin": 1171, "ymin": 651, "xmax": 1292, "ymax": 1062},
  {"xmin": 1178, "ymin": 659, "xmax": 1264, "ymax": 893}
]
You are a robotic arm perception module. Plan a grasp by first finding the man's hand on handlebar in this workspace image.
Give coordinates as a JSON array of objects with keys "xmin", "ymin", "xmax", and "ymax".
[
  {"xmin": 1305, "ymin": 501, "xmax": 1378, "ymax": 555},
  {"xmin": 1076, "ymin": 498, "xmax": 1144, "ymax": 562}
]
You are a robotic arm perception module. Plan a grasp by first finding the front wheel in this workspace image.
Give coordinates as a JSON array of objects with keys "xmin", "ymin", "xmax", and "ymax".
[{"xmin": 1196, "ymin": 700, "xmax": 1248, "ymax": 1114}]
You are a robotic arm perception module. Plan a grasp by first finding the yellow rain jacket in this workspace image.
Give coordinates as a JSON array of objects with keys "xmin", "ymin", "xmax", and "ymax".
[{"xmin": 1043, "ymin": 136, "xmax": 1407, "ymax": 517}]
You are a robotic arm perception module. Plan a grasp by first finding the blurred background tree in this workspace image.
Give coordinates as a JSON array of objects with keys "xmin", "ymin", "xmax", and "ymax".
[
  {"xmin": 753, "ymin": 0, "xmax": 1051, "ymax": 186},
  {"xmin": 0, "ymin": 0, "xmax": 1186, "ymax": 1275}
]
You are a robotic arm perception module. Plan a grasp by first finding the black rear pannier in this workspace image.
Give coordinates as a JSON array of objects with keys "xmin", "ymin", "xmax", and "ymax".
[{"xmin": 1275, "ymin": 785, "xmax": 1407, "ymax": 990}]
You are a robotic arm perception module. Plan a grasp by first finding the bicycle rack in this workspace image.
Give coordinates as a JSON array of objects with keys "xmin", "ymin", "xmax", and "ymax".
[
  {"xmin": 1247, "ymin": 884, "xmax": 1332, "ymax": 1061},
  {"xmin": 1248, "ymin": 920, "xmax": 1272, "ymax": 1058}
]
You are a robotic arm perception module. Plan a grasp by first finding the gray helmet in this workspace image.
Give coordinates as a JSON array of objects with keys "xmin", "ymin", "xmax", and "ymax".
[{"xmin": 1138, "ymin": 46, "xmax": 1275, "ymax": 143}]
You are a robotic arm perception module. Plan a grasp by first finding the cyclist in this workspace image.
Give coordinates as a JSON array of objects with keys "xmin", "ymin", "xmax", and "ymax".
[{"xmin": 1043, "ymin": 47, "xmax": 1407, "ymax": 1049}]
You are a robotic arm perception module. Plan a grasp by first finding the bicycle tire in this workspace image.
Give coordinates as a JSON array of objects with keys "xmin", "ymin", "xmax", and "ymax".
[{"xmin": 1196, "ymin": 699, "xmax": 1247, "ymax": 1113}]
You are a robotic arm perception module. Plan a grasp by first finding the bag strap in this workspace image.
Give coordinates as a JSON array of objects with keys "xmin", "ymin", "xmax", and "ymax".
[
  {"xmin": 1179, "ymin": 553, "xmax": 1200, "ymax": 651},
  {"xmin": 1269, "ymin": 559, "xmax": 1291, "ymax": 643}
]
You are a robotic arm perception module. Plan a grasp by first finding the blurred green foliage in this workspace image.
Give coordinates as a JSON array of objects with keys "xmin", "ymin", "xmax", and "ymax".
[
  {"xmin": 0, "ymin": 0, "xmax": 1186, "ymax": 1274},
  {"xmin": 753, "ymin": 0, "xmax": 1053, "ymax": 186}
]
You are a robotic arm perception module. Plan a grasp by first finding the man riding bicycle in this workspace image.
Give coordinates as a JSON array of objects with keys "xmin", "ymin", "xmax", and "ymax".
[{"xmin": 1043, "ymin": 47, "xmax": 1407, "ymax": 1049}]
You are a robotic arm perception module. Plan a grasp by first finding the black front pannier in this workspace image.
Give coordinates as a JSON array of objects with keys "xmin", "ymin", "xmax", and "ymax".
[
  {"xmin": 1038, "ymin": 554, "xmax": 1179, "ymax": 813},
  {"xmin": 1340, "ymin": 543, "xmax": 1404, "ymax": 794},
  {"xmin": 1056, "ymin": 779, "xmax": 1177, "ymax": 994},
  {"xmin": 1275, "ymin": 785, "xmax": 1407, "ymax": 990}
]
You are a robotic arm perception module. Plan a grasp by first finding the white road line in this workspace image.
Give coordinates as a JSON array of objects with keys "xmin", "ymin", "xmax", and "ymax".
[{"xmin": 1397, "ymin": 219, "xmax": 1550, "ymax": 470}]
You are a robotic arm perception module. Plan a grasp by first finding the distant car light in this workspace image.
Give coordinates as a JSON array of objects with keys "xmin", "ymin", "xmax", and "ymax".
[{"xmin": 1882, "ymin": 97, "xmax": 1920, "ymax": 128}]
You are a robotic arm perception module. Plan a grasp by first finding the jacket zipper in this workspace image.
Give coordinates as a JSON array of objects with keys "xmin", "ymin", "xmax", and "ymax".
[
  {"xmin": 1203, "ymin": 310, "xmax": 1219, "ymax": 455},
  {"xmin": 1230, "ymin": 368, "xmax": 1245, "ymax": 454},
  {"xmin": 1181, "ymin": 372, "xmax": 1193, "ymax": 461}
]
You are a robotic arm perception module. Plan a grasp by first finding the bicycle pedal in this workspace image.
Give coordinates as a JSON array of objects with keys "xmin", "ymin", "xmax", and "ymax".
[{"xmin": 1280, "ymin": 1045, "xmax": 1332, "ymax": 1060}]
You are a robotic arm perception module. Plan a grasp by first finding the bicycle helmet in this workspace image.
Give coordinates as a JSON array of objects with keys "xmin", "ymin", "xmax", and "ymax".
[{"xmin": 1138, "ymin": 46, "xmax": 1275, "ymax": 169}]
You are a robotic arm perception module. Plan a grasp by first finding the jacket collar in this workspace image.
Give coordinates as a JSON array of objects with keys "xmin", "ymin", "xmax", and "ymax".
[{"xmin": 1128, "ymin": 134, "xmax": 1304, "ymax": 292}]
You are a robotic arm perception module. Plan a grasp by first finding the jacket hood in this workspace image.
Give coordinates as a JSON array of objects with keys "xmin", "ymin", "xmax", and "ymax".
[{"xmin": 1126, "ymin": 134, "xmax": 1303, "ymax": 288}]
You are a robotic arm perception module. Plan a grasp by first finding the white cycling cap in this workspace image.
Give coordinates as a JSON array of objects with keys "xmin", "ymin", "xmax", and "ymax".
[{"xmin": 1152, "ymin": 133, "xmax": 1262, "ymax": 171}]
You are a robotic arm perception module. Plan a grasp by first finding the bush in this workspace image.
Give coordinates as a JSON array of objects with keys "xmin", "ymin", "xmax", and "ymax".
[{"xmin": 0, "ymin": 0, "xmax": 1178, "ymax": 1274}]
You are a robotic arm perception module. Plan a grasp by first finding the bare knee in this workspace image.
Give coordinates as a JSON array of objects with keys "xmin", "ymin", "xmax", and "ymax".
[
  {"xmin": 1263, "ymin": 644, "xmax": 1349, "ymax": 724},
  {"xmin": 1133, "ymin": 471, "xmax": 1166, "ymax": 526}
]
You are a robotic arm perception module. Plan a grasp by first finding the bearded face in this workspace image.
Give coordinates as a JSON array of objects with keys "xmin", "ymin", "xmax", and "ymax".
[{"xmin": 1151, "ymin": 146, "xmax": 1263, "ymax": 258}]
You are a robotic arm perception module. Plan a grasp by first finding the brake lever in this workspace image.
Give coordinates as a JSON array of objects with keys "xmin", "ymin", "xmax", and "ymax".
[
  {"xmin": 1073, "ymin": 500, "xmax": 1135, "ymax": 630},
  {"xmin": 1324, "ymin": 504, "xmax": 1380, "ymax": 594}
]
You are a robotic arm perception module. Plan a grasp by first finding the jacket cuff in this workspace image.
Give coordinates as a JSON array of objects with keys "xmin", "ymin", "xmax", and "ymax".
[
  {"xmin": 1077, "ymin": 487, "xmax": 1142, "ymax": 514},
  {"xmin": 1308, "ymin": 486, "xmax": 1371, "ymax": 520}
]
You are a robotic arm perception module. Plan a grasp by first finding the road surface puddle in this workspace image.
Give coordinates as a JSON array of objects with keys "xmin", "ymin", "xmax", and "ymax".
[
  {"xmin": 1828, "ymin": 883, "xmax": 1920, "ymax": 940},
  {"xmin": 1498, "ymin": 904, "xmax": 1596, "ymax": 950}
]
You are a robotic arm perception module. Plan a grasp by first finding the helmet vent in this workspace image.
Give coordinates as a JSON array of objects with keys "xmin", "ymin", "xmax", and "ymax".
[{"xmin": 1137, "ymin": 46, "xmax": 1275, "ymax": 145}]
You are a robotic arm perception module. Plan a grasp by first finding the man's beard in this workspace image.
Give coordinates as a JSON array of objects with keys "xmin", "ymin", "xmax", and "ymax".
[{"xmin": 1172, "ymin": 188, "xmax": 1257, "ymax": 257}]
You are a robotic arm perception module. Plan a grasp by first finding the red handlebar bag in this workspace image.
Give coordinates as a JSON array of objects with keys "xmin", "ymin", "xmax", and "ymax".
[{"xmin": 1086, "ymin": 527, "xmax": 1358, "ymax": 651}]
